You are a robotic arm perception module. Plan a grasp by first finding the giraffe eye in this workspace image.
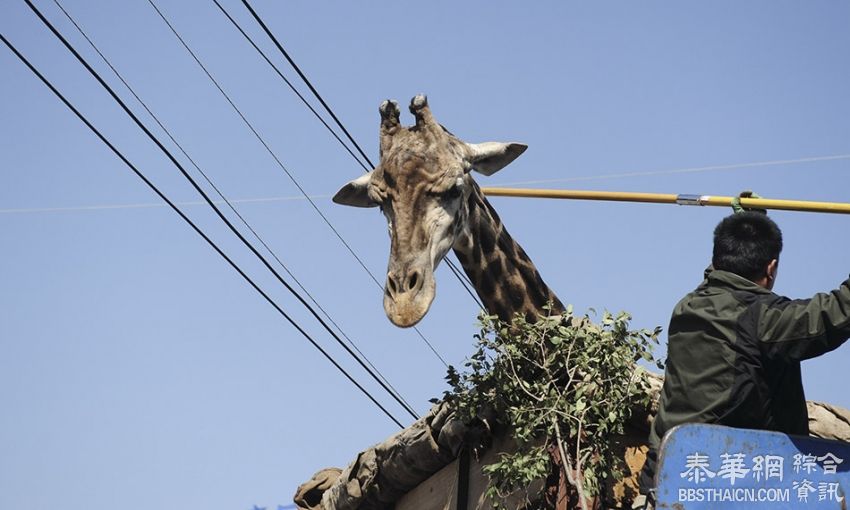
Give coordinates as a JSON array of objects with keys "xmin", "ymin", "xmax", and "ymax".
[
  {"xmin": 426, "ymin": 180, "xmax": 463, "ymax": 200},
  {"xmin": 446, "ymin": 179, "xmax": 464, "ymax": 199}
]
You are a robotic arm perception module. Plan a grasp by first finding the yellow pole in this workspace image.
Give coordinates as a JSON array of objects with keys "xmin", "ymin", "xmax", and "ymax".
[{"xmin": 480, "ymin": 187, "xmax": 850, "ymax": 215}]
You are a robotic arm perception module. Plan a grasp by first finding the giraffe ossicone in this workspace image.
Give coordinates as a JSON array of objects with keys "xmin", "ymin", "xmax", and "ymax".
[{"xmin": 334, "ymin": 95, "xmax": 563, "ymax": 328}]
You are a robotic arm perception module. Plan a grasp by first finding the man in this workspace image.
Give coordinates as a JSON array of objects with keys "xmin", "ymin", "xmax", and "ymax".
[{"xmin": 636, "ymin": 210, "xmax": 850, "ymax": 507}]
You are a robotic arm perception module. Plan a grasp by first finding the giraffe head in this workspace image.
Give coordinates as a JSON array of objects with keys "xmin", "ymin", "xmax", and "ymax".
[{"xmin": 333, "ymin": 95, "xmax": 527, "ymax": 327}]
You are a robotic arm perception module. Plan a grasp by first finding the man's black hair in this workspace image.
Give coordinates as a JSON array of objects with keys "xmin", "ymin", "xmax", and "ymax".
[{"xmin": 712, "ymin": 212, "xmax": 783, "ymax": 282}]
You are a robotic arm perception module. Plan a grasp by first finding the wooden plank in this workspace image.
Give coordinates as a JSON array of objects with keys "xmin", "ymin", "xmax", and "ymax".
[
  {"xmin": 396, "ymin": 458, "xmax": 458, "ymax": 510},
  {"xmin": 397, "ymin": 434, "xmax": 535, "ymax": 510}
]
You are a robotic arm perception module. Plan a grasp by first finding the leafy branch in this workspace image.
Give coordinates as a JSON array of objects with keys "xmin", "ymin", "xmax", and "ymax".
[{"xmin": 441, "ymin": 306, "xmax": 662, "ymax": 509}]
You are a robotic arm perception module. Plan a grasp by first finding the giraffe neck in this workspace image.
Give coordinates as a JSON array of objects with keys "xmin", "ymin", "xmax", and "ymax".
[{"xmin": 451, "ymin": 181, "xmax": 564, "ymax": 323}]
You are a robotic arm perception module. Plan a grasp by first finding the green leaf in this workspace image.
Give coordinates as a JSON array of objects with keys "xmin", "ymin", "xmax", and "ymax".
[{"xmin": 442, "ymin": 300, "xmax": 662, "ymax": 506}]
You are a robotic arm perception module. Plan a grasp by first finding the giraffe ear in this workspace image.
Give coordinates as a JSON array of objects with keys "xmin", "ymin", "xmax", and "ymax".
[
  {"xmin": 333, "ymin": 172, "xmax": 378, "ymax": 208},
  {"xmin": 466, "ymin": 142, "xmax": 528, "ymax": 176}
]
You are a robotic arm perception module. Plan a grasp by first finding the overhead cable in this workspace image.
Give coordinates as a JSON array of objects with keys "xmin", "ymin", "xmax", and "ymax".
[
  {"xmin": 240, "ymin": 0, "xmax": 373, "ymax": 169},
  {"xmin": 6, "ymin": 152, "xmax": 846, "ymax": 215},
  {"xmin": 493, "ymin": 154, "xmax": 850, "ymax": 188},
  {"xmin": 210, "ymin": 0, "xmax": 370, "ymax": 173},
  {"xmin": 0, "ymin": 29, "xmax": 405, "ymax": 429},
  {"xmin": 147, "ymin": 0, "xmax": 451, "ymax": 367},
  {"xmin": 0, "ymin": 194, "xmax": 329, "ymax": 215},
  {"xmin": 51, "ymin": 0, "xmax": 417, "ymax": 418},
  {"xmin": 21, "ymin": 0, "xmax": 417, "ymax": 423},
  {"xmin": 232, "ymin": 0, "xmax": 486, "ymax": 313}
]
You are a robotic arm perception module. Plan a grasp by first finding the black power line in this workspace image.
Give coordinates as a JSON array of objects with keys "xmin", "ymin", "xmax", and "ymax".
[
  {"xmin": 208, "ymin": 0, "xmax": 371, "ymax": 172},
  {"xmin": 210, "ymin": 0, "xmax": 370, "ymax": 173},
  {"xmin": 211, "ymin": 1, "xmax": 458, "ymax": 364},
  {"xmin": 144, "ymin": 0, "xmax": 377, "ymax": 294},
  {"xmin": 50, "ymin": 0, "xmax": 418, "ymax": 418},
  {"xmin": 236, "ymin": 0, "xmax": 486, "ymax": 312},
  {"xmin": 146, "ymin": 0, "xmax": 450, "ymax": 367},
  {"xmin": 0, "ymin": 30, "xmax": 405, "ymax": 429},
  {"xmin": 239, "ymin": 0, "xmax": 372, "ymax": 170},
  {"xmin": 20, "ymin": 0, "xmax": 418, "ymax": 423}
]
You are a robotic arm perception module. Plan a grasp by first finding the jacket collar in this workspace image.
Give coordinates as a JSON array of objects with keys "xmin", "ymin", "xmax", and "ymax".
[{"xmin": 704, "ymin": 269, "xmax": 773, "ymax": 295}]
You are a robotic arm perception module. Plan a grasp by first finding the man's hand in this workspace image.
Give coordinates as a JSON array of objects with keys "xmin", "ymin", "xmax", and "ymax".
[{"xmin": 731, "ymin": 190, "xmax": 768, "ymax": 215}]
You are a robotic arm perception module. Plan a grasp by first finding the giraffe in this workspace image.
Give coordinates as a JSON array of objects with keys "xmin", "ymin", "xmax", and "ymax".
[
  {"xmin": 333, "ymin": 95, "xmax": 564, "ymax": 327},
  {"xmin": 327, "ymin": 95, "xmax": 657, "ymax": 508}
]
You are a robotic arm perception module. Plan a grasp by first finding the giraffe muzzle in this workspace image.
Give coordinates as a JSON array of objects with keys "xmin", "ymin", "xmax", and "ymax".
[{"xmin": 383, "ymin": 266, "xmax": 435, "ymax": 328}]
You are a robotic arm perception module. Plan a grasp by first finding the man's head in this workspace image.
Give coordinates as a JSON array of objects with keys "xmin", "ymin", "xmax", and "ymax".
[{"xmin": 712, "ymin": 212, "xmax": 783, "ymax": 289}]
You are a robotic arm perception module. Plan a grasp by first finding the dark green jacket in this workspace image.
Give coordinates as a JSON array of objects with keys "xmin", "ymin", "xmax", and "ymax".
[{"xmin": 640, "ymin": 269, "xmax": 850, "ymax": 491}]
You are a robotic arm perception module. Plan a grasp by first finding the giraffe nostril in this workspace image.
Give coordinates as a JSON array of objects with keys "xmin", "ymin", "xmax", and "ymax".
[
  {"xmin": 408, "ymin": 271, "xmax": 419, "ymax": 291},
  {"xmin": 387, "ymin": 276, "xmax": 398, "ymax": 296}
]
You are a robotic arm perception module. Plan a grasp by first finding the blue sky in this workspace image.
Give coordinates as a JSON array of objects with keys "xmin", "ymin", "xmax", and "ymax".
[{"xmin": 1, "ymin": 1, "xmax": 849, "ymax": 509}]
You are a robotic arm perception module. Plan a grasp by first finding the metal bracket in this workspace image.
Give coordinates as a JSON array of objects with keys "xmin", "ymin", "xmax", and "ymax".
[
  {"xmin": 676, "ymin": 194, "xmax": 711, "ymax": 206},
  {"xmin": 456, "ymin": 446, "xmax": 470, "ymax": 510}
]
